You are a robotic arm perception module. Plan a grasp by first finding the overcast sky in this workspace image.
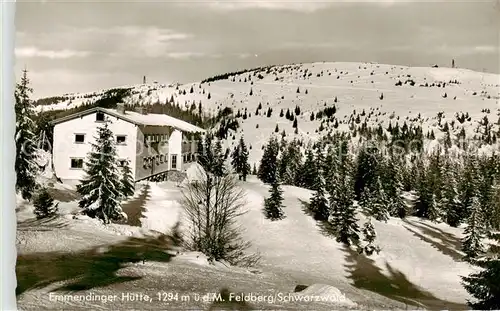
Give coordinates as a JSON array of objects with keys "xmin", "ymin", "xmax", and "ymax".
[{"xmin": 14, "ymin": 0, "xmax": 500, "ymax": 98}]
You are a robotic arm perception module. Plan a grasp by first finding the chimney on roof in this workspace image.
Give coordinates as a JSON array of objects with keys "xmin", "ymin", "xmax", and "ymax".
[
  {"xmin": 116, "ymin": 103, "xmax": 126, "ymax": 114},
  {"xmin": 135, "ymin": 106, "xmax": 148, "ymax": 115}
]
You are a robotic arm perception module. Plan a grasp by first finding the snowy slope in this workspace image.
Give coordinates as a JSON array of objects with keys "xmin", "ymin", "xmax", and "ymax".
[
  {"xmin": 35, "ymin": 62, "xmax": 500, "ymax": 166},
  {"xmin": 17, "ymin": 170, "xmax": 478, "ymax": 310},
  {"xmin": 236, "ymin": 176, "xmax": 474, "ymax": 307}
]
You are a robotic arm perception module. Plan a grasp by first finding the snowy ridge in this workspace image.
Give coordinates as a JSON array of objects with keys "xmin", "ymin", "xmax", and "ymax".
[{"xmin": 35, "ymin": 62, "xmax": 500, "ymax": 166}]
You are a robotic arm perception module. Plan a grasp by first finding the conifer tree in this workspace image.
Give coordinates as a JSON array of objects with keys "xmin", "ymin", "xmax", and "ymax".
[
  {"xmin": 33, "ymin": 187, "xmax": 59, "ymax": 219},
  {"xmin": 489, "ymin": 181, "xmax": 500, "ymax": 230},
  {"xmin": 458, "ymin": 155, "xmax": 478, "ymax": 220},
  {"xmin": 77, "ymin": 119, "xmax": 127, "ymax": 224},
  {"xmin": 264, "ymin": 175, "xmax": 285, "ymax": 221},
  {"xmin": 309, "ymin": 148, "xmax": 329, "ymax": 221},
  {"xmin": 120, "ymin": 159, "xmax": 135, "ymax": 199},
  {"xmin": 231, "ymin": 137, "xmax": 250, "ymax": 181},
  {"xmin": 414, "ymin": 163, "xmax": 436, "ymax": 219},
  {"xmin": 462, "ymin": 197, "xmax": 486, "ymax": 261},
  {"xmin": 252, "ymin": 163, "xmax": 257, "ymax": 175},
  {"xmin": 354, "ymin": 145, "xmax": 380, "ymax": 200},
  {"xmin": 462, "ymin": 229, "xmax": 500, "ymax": 309},
  {"xmin": 385, "ymin": 159, "xmax": 409, "ymax": 219},
  {"xmin": 257, "ymin": 137, "xmax": 280, "ymax": 184},
  {"xmin": 278, "ymin": 139, "xmax": 302, "ymax": 185},
  {"xmin": 238, "ymin": 138, "xmax": 251, "ymax": 181},
  {"xmin": 296, "ymin": 147, "xmax": 317, "ymax": 190},
  {"xmin": 359, "ymin": 179, "xmax": 390, "ymax": 222},
  {"xmin": 328, "ymin": 153, "xmax": 360, "ymax": 247},
  {"xmin": 15, "ymin": 69, "xmax": 39, "ymax": 200},
  {"xmin": 441, "ymin": 161, "xmax": 462, "ymax": 227},
  {"xmin": 231, "ymin": 143, "xmax": 241, "ymax": 175}
]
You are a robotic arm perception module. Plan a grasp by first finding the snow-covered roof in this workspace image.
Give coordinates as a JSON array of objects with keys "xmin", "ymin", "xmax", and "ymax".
[{"xmin": 50, "ymin": 107, "xmax": 205, "ymax": 133}]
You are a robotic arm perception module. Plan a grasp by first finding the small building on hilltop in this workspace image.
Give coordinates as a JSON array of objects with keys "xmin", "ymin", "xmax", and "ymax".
[{"xmin": 50, "ymin": 103, "xmax": 205, "ymax": 182}]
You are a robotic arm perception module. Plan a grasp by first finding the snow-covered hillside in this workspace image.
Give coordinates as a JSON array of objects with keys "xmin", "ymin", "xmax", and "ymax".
[
  {"xmin": 17, "ymin": 170, "xmax": 477, "ymax": 310},
  {"xmin": 35, "ymin": 62, "xmax": 500, "ymax": 165}
]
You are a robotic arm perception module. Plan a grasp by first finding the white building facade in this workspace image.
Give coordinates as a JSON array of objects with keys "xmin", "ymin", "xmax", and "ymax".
[{"xmin": 51, "ymin": 105, "xmax": 204, "ymax": 182}]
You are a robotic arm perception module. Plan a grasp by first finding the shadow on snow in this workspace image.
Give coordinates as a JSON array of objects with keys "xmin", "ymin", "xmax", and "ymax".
[
  {"xmin": 299, "ymin": 198, "xmax": 467, "ymax": 310},
  {"xmin": 342, "ymin": 246, "xmax": 467, "ymax": 311},
  {"xmin": 16, "ymin": 233, "xmax": 177, "ymax": 296},
  {"xmin": 402, "ymin": 219, "xmax": 464, "ymax": 261},
  {"xmin": 120, "ymin": 184, "xmax": 151, "ymax": 227}
]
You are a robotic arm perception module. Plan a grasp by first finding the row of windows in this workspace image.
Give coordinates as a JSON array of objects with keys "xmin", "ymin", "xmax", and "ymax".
[
  {"xmin": 75, "ymin": 134, "xmax": 126, "ymax": 145},
  {"xmin": 70, "ymin": 158, "xmax": 128, "ymax": 169},
  {"xmin": 144, "ymin": 134, "xmax": 169, "ymax": 144},
  {"xmin": 70, "ymin": 154, "xmax": 194, "ymax": 170},
  {"xmin": 143, "ymin": 154, "xmax": 177, "ymax": 169}
]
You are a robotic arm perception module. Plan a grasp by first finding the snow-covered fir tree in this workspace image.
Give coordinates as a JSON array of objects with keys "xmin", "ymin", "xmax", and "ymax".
[
  {"xmin": 264, "ymin": 175, "xmax": 285, "ymax": 221},
  {"xmin": 120, "ymin": 159, "xmax": 135, "ymax": 199},
  {"xmin": 328, "ymin": 152, "xmax": 360, "ymax": 247},
  {"xmin": 257, "ymin": 136, "xmax": 280, "ymax": 184},
  {"xmin": 414, "ymin": 162, "xmax": 438, "ymax": 220},
  {"xmin": 296, "ymin": 146, "xmax": 317, "ymax": 190},
  {"xmin": 441, "ymin": 160, "xmax": 462, "ymax": 227},
  {"xmin": 33, "ymin": 187, "xmax": 58, "ymax": 219},
  {"xmin": 490, "ymin": 180, "xmax": 500, "ymax": 230},
  {"xmin": 231, "ymin": 136, "xmax": 251, "ymax": 181},
  {"xmin": 198, "ymin": 133, "xmax": 226, "ymax": 177},
  {"xmin": 462, "ymin": 229, "xmax": 500, "ymax": 309},
  {"xmin": 359, "ymin": 179, "xmax": 390, "ymax": 222},
  {"xmin": 15, "ymin": 69, "xmax": 39, "ymax": 201},
  {"xmin": 354, "ymin": 145, "xmax": 381, "ymax": 200},
  {"xmin": 77, "ymin": 119, "xmax": 127, "ymax": 224},
  {"xmin": 278, "ymin": 138, "xmax": 302, "ymax": 185},
  {"xmin": 362, "ymin": 217, "xmax": 381, "ymax": 256},
  {"xmin": 309, "ymin": 147, "xmax": 329, "ymax": 221},
  {"xmin": 380, "ymin": 154, "xmax": 408, "ymax": 218},
  {"xmin": 458, "ymin": 155, "xmax": 478, "ymax": 221},
  {"xmin": 462, "ymin": 196, "xmax": 486, "ymax": 261},
  {"xmin": 230, "ymin": 141, "xmax": 241, "ymax": 174}
]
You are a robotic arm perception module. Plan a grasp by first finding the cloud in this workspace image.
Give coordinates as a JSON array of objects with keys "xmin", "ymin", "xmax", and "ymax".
[
  {"xmin": 432, "ymin": 44, "xmax": 498, "ymax": 56},
  {"xmin": 81, "ymin": 26, "xmax": 192, "ymax": 58},
  {"xmin": 15, "ymin": 47, "xmax": 91, "ymax": 59},
  {"xmin": 474, "ymin": 45, "xmax": 497, "ymax": 53},
  {"xmin": 186, "ymin": 0, "xmax": 418, "ymax": 12},
  {"xmin": 165, "ymin": 52, "xmax": 206, "ymax": 59}
]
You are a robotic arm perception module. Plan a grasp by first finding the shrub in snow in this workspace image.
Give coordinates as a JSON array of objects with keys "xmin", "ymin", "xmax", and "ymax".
[
  {"xmin": 180, "ymin": 163, "xmax": 259, "ymax": 266},
  {"xmin": 77, "ymin": 119, "xmax": 127, "ymax": 224},
  {"xmin": 33, "ymin": 187, "xmax": 59, "ymax": 219}
]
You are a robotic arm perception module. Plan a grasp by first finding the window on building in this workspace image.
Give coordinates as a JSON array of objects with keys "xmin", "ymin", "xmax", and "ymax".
[
  {"xmin": 70, "ymin": 158, "xmax": 84, "ymax": 169},
  {"xmin": 116, "ymin": 135, "xmax": 126, "ymax": 145},
  {"xmin": 96, "ymin": 112, "xmax": 105, "ymax": 122},
  {"xmin": 160, "ymin": 154, "xmax": 164, "ymax": 163},
  {"xmin": 74, "ymin": 134, "xmax": 85, "ymax": 143},
  {"xmin": 171, "ymin": 154, "xmax": 177, "ymax": 169}
]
